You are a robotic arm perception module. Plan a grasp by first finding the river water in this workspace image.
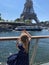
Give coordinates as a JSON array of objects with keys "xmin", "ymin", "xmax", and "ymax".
[{"xmin": 0, "ymin": 30, "xmax": 49, "ymax": 65}]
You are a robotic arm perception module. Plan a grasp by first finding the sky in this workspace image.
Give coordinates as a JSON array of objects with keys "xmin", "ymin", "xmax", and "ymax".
[{"xmin": 0, "ymin": 0, "xmax": 49, "ymax": 21}]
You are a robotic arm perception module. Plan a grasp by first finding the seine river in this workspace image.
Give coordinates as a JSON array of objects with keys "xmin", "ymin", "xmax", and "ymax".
[{"xmin": 0, "ymin": 30, "xmax": 49, "ymax": 65}]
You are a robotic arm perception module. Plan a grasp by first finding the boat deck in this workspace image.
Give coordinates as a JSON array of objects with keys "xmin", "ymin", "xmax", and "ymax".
[{"xmin": 41, "ymin": 62, "xmax": 49, "ymax": 65}]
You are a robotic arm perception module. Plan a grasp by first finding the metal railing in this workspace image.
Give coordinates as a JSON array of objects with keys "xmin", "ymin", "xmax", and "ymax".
[{"xmin": 0, "ymin": 35, "xmax": 49, "ymax": 41}]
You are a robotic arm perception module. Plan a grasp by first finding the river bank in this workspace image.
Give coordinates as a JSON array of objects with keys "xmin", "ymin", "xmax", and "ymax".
[{"xmin": 0, "ymin": 22, "xmax": 48, "ymax": 32}]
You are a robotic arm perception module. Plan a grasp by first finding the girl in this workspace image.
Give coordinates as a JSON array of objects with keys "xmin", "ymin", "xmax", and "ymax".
[{"xmin": 7, "ymin": 30, "xmax": 31, "ymax": 65}]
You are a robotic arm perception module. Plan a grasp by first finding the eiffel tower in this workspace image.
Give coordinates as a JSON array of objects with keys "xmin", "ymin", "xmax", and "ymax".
[{"xmin": 20, "ymin": 0, "xmax": 40, "ymax": 25}]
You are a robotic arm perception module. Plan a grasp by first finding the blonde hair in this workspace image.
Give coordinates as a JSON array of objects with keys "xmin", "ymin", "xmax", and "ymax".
[{"xmin": 20, "ymin": 35, "xmax": 29, "ymax": 53}]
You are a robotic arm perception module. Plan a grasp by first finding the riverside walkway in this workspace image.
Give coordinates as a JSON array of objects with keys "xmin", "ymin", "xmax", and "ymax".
[{"xmin": 41, "ymin": 62, "xmax": 49, "ymax": 65}]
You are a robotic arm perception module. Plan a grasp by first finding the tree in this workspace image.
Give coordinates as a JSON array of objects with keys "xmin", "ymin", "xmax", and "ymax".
[
  {"xmin": 25, "ymin": 19, "xmax": 31, "ymax": 24},
  {"xmin": 14, "ymin": 18, "xmax": 20, "ymax": 22},
  {"xmin": 0, "ymin": 13, "xmax": 1, "ymax": 20}
]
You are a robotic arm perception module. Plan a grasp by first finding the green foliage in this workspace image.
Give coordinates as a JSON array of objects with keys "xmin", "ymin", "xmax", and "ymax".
[
  {"xmin": 0, "ymin": 13, "xmax": 1, "ymax": 20},
  {"xmin": 0, "ymin": 17, "xmax": 1, "ymax": 20},
  {"xmin": 14, "ymin": 18, "xmax": 20, "ymax": 22},
  {"xmin": 25, "ymin": 20, "xmax": 31, "ymax": 24}
]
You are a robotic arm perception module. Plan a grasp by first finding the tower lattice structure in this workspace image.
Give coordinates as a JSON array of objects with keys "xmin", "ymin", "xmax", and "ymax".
[{"xmin": 20, "ymin": 0, "xmax": 40, "ymax": 24}]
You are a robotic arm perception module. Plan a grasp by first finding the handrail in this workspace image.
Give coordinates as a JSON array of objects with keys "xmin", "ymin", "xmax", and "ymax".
[
  {"xmin": 0, "ymin": 36, "xmax": 19, "ymax": 41},
  {"xmin": 0, "ymin": 36, "xmax": 49, "ymax": 41},
  {"xmin": 30, "ymin": 39, "xmax": 39, "ymax": 65},
  {"xmin": 31, "ymin": 36, "xmax": 49, "ymax": 39}
]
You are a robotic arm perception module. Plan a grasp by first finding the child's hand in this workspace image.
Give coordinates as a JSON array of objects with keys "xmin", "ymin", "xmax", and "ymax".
[
  {"xmin": 22, "ymin": 30, "xmax": 26, "ymax": 33},
  {"xmin": 21, "ymin": 30, "xmax": 32, "ymax": 40}
]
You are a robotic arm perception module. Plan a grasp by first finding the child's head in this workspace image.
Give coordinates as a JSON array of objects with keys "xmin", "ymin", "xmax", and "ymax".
[
  {"xmin": 20, "ymin": 35, "xmax": 29, "ymax": 43},
  {"xmin": 20, "ymin": 34, "xmax": 29, "ymax": 53}
]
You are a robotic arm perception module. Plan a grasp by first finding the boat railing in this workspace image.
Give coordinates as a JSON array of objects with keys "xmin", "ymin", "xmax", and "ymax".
[
  {"xmin": 0, "ymin": 36, "xmax": 49, "ymax": 41},
  {"xmin": 0, "ymin": 36, "xmax": 49, "ymax": 65}
]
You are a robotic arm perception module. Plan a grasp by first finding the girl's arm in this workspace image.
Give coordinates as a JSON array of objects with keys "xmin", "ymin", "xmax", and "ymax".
[
  {"xmin": 24, "ymin": 30, "xmax": 31, "ymax": 37},
  {"xmin": 22, "ymin": 30, "xmax": 32, "ymax": 40}
]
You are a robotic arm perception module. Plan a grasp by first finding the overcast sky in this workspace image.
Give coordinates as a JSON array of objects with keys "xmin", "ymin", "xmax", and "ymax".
[{"xmin": 0, "ymin": 0, "xmax": 49, "ymax": 21}]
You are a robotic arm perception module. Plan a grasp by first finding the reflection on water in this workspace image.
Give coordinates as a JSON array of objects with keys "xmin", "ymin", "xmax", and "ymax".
[{"xmin": 0, "ymin": 30, "xmax": 49, "ymax": 65}]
